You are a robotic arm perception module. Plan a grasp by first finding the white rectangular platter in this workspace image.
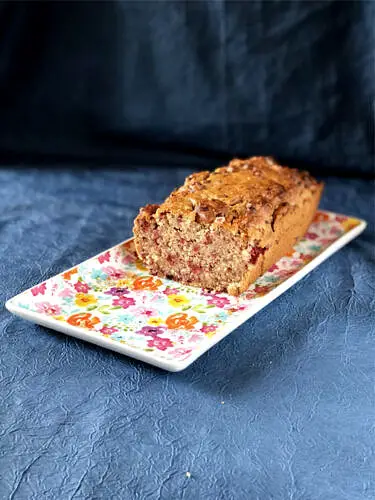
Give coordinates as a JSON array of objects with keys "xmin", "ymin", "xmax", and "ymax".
[{"xmin": 6, "ymin": 211, "xmax": 366, "ymax": 371}]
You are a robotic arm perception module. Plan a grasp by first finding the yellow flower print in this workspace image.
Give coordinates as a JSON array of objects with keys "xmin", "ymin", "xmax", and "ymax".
[
  {"xmin": 53, "ymin": 315, "xmax": 65, "ymax": 322},
  {"xmin": 115, "ymin": 279, "xmax": 131, "ymax": 287},
  {"xmin": 75, "ymin": 293, "xmax": 97, "ymax": 307},
  {"xmin": 341, "ymin": 217, "xmax": 360, "ymax": 232},
  {"xmin": 135, "ymin": 260, "xmax": 148, "ymax": 272},
  {"xmin": 147, "ymin": 317, "xmax": 163, "ymax": 326},
  {"xmin": 167, "ymin": 294, "xmax": 190, "ymax": 308}
]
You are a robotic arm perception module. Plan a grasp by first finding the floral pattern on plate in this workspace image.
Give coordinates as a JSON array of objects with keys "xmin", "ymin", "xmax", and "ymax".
[{"xmin": 12, "ymin": 211, "xmax": 361, "ymax": 362}]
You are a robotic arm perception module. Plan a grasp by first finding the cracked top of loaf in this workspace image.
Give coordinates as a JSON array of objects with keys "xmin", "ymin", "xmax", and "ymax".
[{"xmin": 145, "ymin": 157, "xmax": 323, "ymax": 237}]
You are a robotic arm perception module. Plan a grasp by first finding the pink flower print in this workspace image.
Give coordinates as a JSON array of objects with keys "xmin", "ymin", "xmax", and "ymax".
[
  {"xmin": 188, "ymin": 333, "xmax": 204, "ymax": 344},
  {"xmin": 137, "ymin": 326, "xmax": 165, "ymax": 338},
  {"xmin": 170, "ymin": 347, "xmax": 192, "ymax": 358},
  {"xmin": 112, "ymin": 296, "xmax": 136, "ymax": 309},
  {"xmin": 58, "ymin": 288, "xmax": 74, "ymax": 298},
  {"xmin": 100, "ymin": 326, "xmax": 118, "ymax": 336},
  {"xmin": 98, "ymin": 251, "xmax": 110, "ymax": 264},
  {"xmin": 102, "ymin": 266, "xmax": 125, "ymax": 279},
  {"xmin": 305, "ymin": 232, "xmax": 318, "ymax": 240},
  {"xmin": 207, "ymin": 295, "xmax": 230, "ymax": 308},
  {"xmin": 133, "ymin": 306, "xmax": 157, "ymax": 317},
  {"xmin": 31, "ymin": 283, "xmax": 47, "ymax": 296},
  {"xmin": 74, "ymin": 282, "xmax": 90, "ymax": 293},
  {"xmin": 36, "ymin": 302, "xmax": 61, "ymax": 316},
  {"xmin": 147, "ymin": 336, "xmax": 173, "ymax": 351},
  {"xmin": 122, "ymin": 254, "xmax": 136, "ymax": 264},
  {"xmin": 163, "ymin": 287, "xmax": 180, "ymax": 296},
  {"xmin": 200, "ymin": 324, "xmax": 217, "ymax": 334},
  {"xmin": 289, "ymin": 259, "xmax": 303, "ymax": 268},
  {"xmin": 105, "ymin": 287, "xmax": 129, "ymax": 296},
  {"xmin": 274, "ymin": 269, "xmax": 295, "ymax": 279},
  {"xmin": 335, "ymin": 215, "xmax": 346, "ymax": 223},
  {"xmin": 329, "ymin": 227, "xmax": 342, "ymax": 236},
  {"xmin": 319, "ymin": 237, "xmax": 336, "ymax": 245},
  {"xmin": 268, "ymin": 264, "xmax": 279, "ymax": 272}
]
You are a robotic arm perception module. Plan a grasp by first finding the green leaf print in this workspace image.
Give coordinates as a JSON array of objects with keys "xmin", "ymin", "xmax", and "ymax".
[
  {"xmin": 192, "ymin": 304, "xmax": 208, "ymax": 314},
  {"xmin": 98, "ymin": 305, "xmax": 112, "ymax": 314}
]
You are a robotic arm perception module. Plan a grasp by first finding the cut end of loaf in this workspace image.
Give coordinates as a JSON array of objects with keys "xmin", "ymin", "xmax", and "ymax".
[{"xmin": 133, "ymin": 207, "xmax": 267, "ymax": 295}]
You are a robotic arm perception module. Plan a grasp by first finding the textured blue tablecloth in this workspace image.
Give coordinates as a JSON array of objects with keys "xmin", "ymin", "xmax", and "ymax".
[{"xmin": 0, "ymin": 166, "xmax": 374, "ymax": 499}]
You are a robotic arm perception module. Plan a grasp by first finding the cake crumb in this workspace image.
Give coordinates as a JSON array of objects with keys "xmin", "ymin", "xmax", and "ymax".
[{"xmin": 185, "ymin": 471, "xmax": 191, "ymax": 478}]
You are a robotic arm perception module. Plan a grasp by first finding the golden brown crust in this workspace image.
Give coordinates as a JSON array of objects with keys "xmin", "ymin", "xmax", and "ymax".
[{"xmin": 154, "ymin": 156, "xmax": 323, "ymax": 241}]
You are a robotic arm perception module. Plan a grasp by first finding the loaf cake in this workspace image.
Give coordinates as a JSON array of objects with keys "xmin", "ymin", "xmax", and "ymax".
[{"xmin": 133, "ymin": 157, "xmax": 324, "ymax": 295}]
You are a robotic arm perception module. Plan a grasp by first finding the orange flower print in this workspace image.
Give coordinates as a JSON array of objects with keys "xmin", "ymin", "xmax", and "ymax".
[
  {"xmin": 284, "ymin": 248, "xmax": 296, "ymax": 258},
  {"xmin": 122, "ymin": 240, "xmax": 136, "ymax": 255},
  {"xmin": 67, "ymin": 313, "xmax": 100, "ymax": 329},
  {"xmin": 133, "ymin": 276, "xmax": 162, "ymax": 291},
  {"xmin": 313, "ymin": 212, "xmax": 330, "ymax": 223},
  {"xmin": 123, "ymin": 240, "xmax": 135, "ymax": 251},
  {"xmin": 300, "ymin": 254, "xmax": 314, "ymax": 263},
  {"xmin": 63, "ymin": 268, "xmax": 78, "ymax": 280},
  {"xmin": 166, "ymin": 313, "xmax": 198, "ymax": 330},
  {"xmin": 75, "ymin": 293, "xmax": 97, "ymax": 307}
]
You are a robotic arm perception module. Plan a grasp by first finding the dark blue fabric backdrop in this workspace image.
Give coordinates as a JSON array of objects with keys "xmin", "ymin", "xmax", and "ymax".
[
  {"xmin": 0, "ymin": 1, "xmax": 374, "ymax": 499},
  {"xmin": 0, "ymin": 1, "xmax": 374, "ymax": 174}
]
